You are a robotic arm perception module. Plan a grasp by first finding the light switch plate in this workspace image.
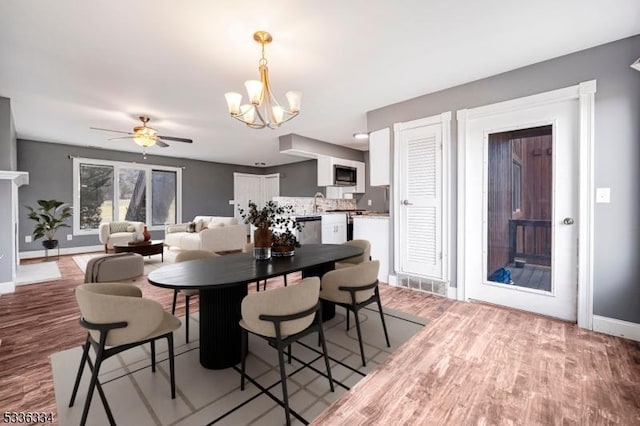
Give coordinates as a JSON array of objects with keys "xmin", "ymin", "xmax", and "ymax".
[
  {"xmin": 596, "ymin": 187, "xmax": 611, "ymax": 203},
  {"xmin": 67, "ymin": 234, "xmax": 73, "ymax": 241},
  {"xmin": 367, "ymin": 199, "xmax": 372, "ymax": 206},
  {"xmin": 25, "ymin": 235, "xmax": 32, "ymax": 243}
]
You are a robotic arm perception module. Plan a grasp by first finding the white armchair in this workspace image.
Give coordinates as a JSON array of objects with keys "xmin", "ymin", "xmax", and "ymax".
[{"xmin": 98, "ymin": 221, "xmax": 145, "ymax": 252}]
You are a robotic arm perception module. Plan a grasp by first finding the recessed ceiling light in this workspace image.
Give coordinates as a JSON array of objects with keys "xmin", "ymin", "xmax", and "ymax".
[{"xmin": 353, "ymin": 132, "xmax": 369, "ymax": 140}]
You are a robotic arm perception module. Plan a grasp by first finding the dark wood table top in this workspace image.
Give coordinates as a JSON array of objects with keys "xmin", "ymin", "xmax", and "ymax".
[
  {"xmin": 147, "ymin": 244, "xmax": 362, "ymax": 290},
  {"xmin": 113, "ymin": 239, "xmax": 163, "ymax": 248}
]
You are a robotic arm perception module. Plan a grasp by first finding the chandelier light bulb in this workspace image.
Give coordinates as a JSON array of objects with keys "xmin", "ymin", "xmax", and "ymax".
[
  {"xmin": 245, "ymin": 80, "xmax": 263, "ymax": 105},
  {"xmin": 225, "ymin": 92, "xmax": 242, "ymax": 115}
]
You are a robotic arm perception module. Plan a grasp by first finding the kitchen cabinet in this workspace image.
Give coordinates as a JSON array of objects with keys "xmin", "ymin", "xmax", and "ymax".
[
  {"xmin": 353, "ymin": 215, "xmax": 389, "ymax": 283},
  {"xmin": 321, "ymin": 213, "xmax": 347, "ymax": 244},
  {"xmin": 369, "ymin": 127, "xmax": 390, "ymax": 186},
  {"xmin": 317, "ymin": 156, "xmax": 365, "ymax": 193}
]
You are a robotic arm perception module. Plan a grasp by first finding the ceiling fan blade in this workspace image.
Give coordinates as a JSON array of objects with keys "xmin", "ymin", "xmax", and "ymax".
[
  {"xmin": 91, "ymin": 127, "xmax": 133, "ymax": 135},
  {"xmin": 155, "ymin": 139, "xmax": 170, "ymax": 148},
  {"xmin": 108, "ymin": 136, "xmax": 136, "ymax": 141},
  {"xmin": 158, "ymin": 135, "xmax": 193, "ymax": 143}
]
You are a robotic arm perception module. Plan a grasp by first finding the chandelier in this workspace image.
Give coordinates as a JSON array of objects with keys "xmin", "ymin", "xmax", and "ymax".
[{"xmin": 225, "ymin": 31, "xmax": 301, "ymax": 129}]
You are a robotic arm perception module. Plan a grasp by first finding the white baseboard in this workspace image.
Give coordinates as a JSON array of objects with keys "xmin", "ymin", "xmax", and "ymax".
[
  {"xmin": 20, "ymin": 245, "xmax": 104, "ymax": 260},
  {"xmin": 387, "ymin": 274, "xmax": 397, "ymax": 286},
  {"xmin": 447, "ymin": 285, "xmax": 457, "ymax": 299},
  {"xmin": 592, "ymin": 315, "xmax": 640, "ymax": 342},
  {"xmin": 0, "ymin": 281, "xmax": 15, "ymax": 294}
]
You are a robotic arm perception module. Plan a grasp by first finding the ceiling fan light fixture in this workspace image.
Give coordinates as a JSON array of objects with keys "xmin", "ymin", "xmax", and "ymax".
[{"xmin": 225, "ymin": 31, "xmax": 301, "ymax": 129}]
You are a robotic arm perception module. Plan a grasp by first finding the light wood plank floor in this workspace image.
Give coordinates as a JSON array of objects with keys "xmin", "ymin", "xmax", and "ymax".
[{"xmin": 1, "ymin": 256, "xmax": 639, "ymax": 425}]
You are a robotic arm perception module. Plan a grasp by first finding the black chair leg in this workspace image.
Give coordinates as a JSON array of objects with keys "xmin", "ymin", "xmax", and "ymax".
[
  {"xmin": 185, "ymin": 294, "xmax": 191, "ymax": 343},
  {"xmin": 318, "ymin": 325, "xmax": 334, "ymax": 392},
  {"xmin": 276, "ymin": 345, "xmax": 292, "ymax": 426},
  {"xmin": 167, "ymin": 334, "xmax": 176, "ymax": 399},
  {"xmin": 375, "ymin": 288, "xmax": 390, "ymax": 347},
  {"xmin": 287, "ymin": 344, "xmax": 292, "ymax": 364},
  {"xmin": 256, "ymin": 281, "xmax": 260, "ymax": 292},
  {"xmin": 150, "ymin": 340, "xmax": 156, "ymax": 372},
  {"xmin": 240, "ymin": 328, "xmax": 248, "ymax": 390},
  {"xmin": 171, "ymin": 290, "xmax": 178, "ymax": 314},
  {"xmin": 283, "ymin": 275, "xmax": 287, "ymax": 287},
  {"xmin": 69, "ymin": 335, "xmax": 90, "ymax": 407},
  {"xmin": 85, "ymin": 355, "xmax": 115, "ymax": 425},
  {"xmin": 353, "ymin": 309, "xmax": 367, "ymax": 367},
  {"xmin": 80, "ymin": 348, "xmax": 104, "ymax": 426},
  {"xmin": 346, "ymin": 308, "xmax": 350, "ymax": 331}
]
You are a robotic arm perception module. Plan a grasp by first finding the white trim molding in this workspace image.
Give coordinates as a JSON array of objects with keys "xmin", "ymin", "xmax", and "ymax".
[
  {"xmin": 456, "ymin": 80, "xmax": 597, "ymax": 328},
  {"xmin": 20, "ymin": 244, "xmax": 104, "ymax": 260},
  {"xmin": 593, "ymin": 315, "xmax": 640, "ymax": 342},
  {"xmin": 0, "ymin": 281, "xmax": 15, "ymax": 295}
]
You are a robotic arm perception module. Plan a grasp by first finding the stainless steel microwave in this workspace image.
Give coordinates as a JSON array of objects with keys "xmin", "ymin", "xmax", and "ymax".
[{"xmin": 334, "ymin": 164, "xmax": 357, "ymax": 186}]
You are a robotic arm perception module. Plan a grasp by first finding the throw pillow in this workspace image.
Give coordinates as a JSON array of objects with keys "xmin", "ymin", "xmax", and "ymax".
[
  {"xmin": 195, "ymin": 218, "xmax": 205, "ymax": 232},
  {"xmin": 126, "ymin": 225, "xmax": 135, "ymax": 232},
  {"xmin": 187, "ymin": 222, "xmax": 197, "ymax": 233}
]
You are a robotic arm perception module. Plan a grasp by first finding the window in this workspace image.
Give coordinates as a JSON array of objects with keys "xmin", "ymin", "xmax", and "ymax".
[{"xmin": 73, "ymin": 158, "xmax": 182, "ymax": 234}]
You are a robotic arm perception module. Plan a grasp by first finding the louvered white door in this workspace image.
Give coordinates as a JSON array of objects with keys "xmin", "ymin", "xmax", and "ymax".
[{"xmin": 397, "ymin": 122, "xmax": 443, "ymax": 279}]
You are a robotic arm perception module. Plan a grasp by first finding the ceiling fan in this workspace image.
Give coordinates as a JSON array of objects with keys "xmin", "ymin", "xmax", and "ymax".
[{"xmin": 91, "ymin": 116, "xmax": 193, "ymax": 155}]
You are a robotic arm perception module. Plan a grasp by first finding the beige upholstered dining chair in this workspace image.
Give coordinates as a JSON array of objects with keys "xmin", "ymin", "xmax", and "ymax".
[
  {"xmin": 335, "ymin": 239, "xmax": 371, "ymax": 269},
  {"xmin": 239, "ymin": 277, "xmax": 334, "ymax": 426},
  {"xmin": 70, "ymin": 282, "xmax": 181, "ymax": 426},
  {"xmin": 84, "ymin": 252, "xmax": 144, "ymax": 283},
  {"xmin": 173, "ymin": 249, "xmax": 218, "ymax": 343},
  {"xmin": 320, "ymin": 260, "xmax": 389, "ymax": 366}
]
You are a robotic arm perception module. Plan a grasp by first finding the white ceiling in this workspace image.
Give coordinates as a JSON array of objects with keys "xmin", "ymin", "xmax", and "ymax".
[{"xmin": 1, "ymin": 1, "xmax": 638, "ymax": 167}]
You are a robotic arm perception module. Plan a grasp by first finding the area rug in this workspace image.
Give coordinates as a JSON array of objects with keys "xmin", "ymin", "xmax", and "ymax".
[
  {"xmin": 15, "ymin": 261, "xmax": 61, "ymax": 286},
  {"xmin": 52, "ymin": 305, "xmax": 427, "ymax": 425},
  {"xmin": 72, "ymin": 249, "xmax": 179, "ymax": 276}
]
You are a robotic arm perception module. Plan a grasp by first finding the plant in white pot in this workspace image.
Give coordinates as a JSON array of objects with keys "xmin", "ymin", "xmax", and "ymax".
[{"xmin": 25, "ymin": 199, "xmax": 72, "ymax": 249}]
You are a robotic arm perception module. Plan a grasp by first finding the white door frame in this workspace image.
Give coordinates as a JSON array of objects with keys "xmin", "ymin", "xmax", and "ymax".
[
  {"xmin": 456, "ymin": 80, "xmax": 596, "ymax": 329},
  {"xmin": 393, "ymin": 111, "xmax": 452, "ymax": 284}
]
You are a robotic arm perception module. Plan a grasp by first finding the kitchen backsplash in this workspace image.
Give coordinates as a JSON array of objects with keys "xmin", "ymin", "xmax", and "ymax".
[{"xmin": 272, "ymin": 196, "xmax": 357, "ymax": 215}]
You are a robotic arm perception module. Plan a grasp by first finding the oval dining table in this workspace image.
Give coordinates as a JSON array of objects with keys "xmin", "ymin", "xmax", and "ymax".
[{"xmin": 147, "ymin": 243, "xmax": 363, "ymax": 369}]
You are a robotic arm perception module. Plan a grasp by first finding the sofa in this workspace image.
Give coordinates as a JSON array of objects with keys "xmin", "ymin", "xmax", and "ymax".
[
  {"xmin": 164, "ymin": 216, "xmax": 247, "ymax": 253},
  {"xmin": 98, "ymin": 221, "xmax": 145, "ymax": 252}
]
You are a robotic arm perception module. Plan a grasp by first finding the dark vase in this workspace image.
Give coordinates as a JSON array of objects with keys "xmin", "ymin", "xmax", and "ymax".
[
  {"xmin": 142, "ymin": 226, "xmax": 151, "ymax": 241},
  {"xmin": 253, "ymin": 228, "xmax": 272, "ymax": 260},
  {"xmin": 42, "ymin": 239, "xmax": 58, "ymax": 250}
]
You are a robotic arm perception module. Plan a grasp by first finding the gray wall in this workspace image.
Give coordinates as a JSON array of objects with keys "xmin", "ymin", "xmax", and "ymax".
[
  {"xmin": 17, "ymin": 139, "xmax": 323, "ymax": 252},
  {"xmin": 0, "ymin": 97, "xmax": 17, "ymax": 171},
  {"xmin": 356, "ymin": 152, "xmax": 388, "ymax": 212},
  {"xmin": 264, "ymin": 159, "xmax": 325, "ymax": 197},
  {"xmin": 17, "ymin": 140, "xmax": 261, "ymax": 251},
  {"xmin": 0, "ymin": 181, "xmax": 13, "ymax": 283},
  {"xmin": 367, "ymin": 34, "xmax": 640, "ymax": 323}
]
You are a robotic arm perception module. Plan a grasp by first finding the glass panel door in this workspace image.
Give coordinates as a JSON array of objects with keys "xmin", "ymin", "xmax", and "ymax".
[
  {"xmin": 118, "ymin": 168, "xmax": 146, "ymax": 223},
  {"xmin": 487, "ymin": 125, "xmax": 552, "ymax": 292}
]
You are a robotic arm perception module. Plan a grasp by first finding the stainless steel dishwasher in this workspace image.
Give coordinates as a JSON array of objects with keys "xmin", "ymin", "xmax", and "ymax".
[{"xmin": 294, "ymin": 215, "xmax": 322, "ymax": 244}]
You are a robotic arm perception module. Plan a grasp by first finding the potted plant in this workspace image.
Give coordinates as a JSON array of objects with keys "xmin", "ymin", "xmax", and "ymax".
[
  {"xmin": 25, "ymin": 199, "xmax": 72, "ymax": 250},
  {"xmin": 238, "ymin": 201, "xmax": 302, "ymax": 259}
]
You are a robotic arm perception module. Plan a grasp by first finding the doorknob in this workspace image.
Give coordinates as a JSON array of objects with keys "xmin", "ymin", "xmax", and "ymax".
[
  {"xmin": 402, "ymin": 199, "xmax": 413, "ymax": 206},
  {"xmin": 563, "ymin": 217, "xmax": 574, "ymax": 225}
]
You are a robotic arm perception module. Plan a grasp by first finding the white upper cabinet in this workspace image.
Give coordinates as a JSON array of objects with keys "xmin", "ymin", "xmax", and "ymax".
[{"xmin": 369, "ymin": 127, "xmax": 390, "ymax": 186}]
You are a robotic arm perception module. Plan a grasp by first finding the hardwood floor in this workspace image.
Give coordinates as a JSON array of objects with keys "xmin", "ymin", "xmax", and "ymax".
[{"xmin": 1, "ymin": 256, "xmax": 639, "ymax": 425}]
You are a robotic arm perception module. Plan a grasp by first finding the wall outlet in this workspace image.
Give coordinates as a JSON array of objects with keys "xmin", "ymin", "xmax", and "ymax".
[
  {"xmin": 367, "ymin": 199, "xmax": 372, "ymax": 206},
  {"xmin": 228, "ymin": 199, "xmax": 235, "ymax": 205},
  {"xmin": 67, "ymin": 234, "xmax": 73, "ymax": 241},
  {"xmin": 25, "ymin": 235, "xmax": 32, "ymax": 243}
]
